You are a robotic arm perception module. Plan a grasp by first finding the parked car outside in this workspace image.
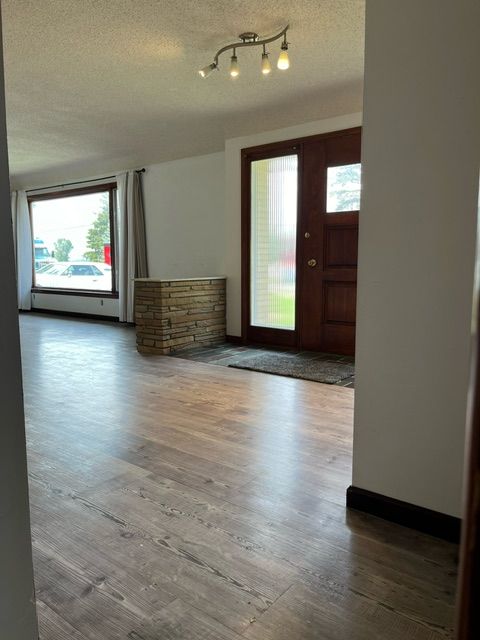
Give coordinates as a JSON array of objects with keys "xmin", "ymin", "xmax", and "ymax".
[{"xmin": 35, "ymin": 262, "xmax": 112, "ymax": 291}]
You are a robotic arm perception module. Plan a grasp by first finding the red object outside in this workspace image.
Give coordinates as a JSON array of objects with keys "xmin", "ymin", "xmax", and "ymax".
[{"xmin": 104, "ymin": 244, "xmax": 111, "ymax": 265}]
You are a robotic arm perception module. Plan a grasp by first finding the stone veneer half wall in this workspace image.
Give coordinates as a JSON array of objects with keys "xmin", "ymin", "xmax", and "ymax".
[{"xmin": 134, "ymin": 277, "xmax": 226, "ymax": 355}]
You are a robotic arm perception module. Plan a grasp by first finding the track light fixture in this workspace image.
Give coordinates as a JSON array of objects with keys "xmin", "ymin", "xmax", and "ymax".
[
  {"xmin": 199, "ymin": 62, "xmax": 217, "ymax": 78},
  {"xmin": 277, "ymin": 34, "xmax": 290, "ymax": 70},
  {"xmin": 230, "ymin": 50, "xmax": 240, "ymax": 77},
  {"xmin": 199, "ymin": 25, "xmax": 290, "ymax": 79},
  {"xmin": 261, "ymin": 45, "xmax": 272, "ymax": 75}
]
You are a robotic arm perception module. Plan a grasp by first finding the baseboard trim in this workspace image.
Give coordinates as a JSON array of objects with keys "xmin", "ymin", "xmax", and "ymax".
[
  {"xmin": 27, "ymin": 308, "xmax": 120, "ymax": 323},
  {"xmin": 225, "ymin": 334, "xmax": 243, "ymax": 344},
  {"xmin": 346, "ymin": 485, "xmax": 461, "ymax": 543}
]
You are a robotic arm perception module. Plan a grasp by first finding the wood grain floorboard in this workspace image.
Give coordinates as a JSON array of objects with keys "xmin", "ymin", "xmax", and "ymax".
[{"xmin": 20, "ymin": 314, "xmax": 457, "ymax": 639}]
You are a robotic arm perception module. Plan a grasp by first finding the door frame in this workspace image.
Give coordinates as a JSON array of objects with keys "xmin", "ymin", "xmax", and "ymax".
[
  {"xmin": 455, "ymin": 190, "xmax": 480, "ymax": 639},
  {"xmin": 240, "ymin": 126, "xmax": 362, "ymax": 347},
  {"xmin": 241, "ymin": 142, "xmax": 301, "ymax": 346}
]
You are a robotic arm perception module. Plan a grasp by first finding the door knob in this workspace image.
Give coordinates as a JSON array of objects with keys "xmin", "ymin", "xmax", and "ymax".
[{"xmin": 307, "ymin": 258, "xmax": 317, "ymax": 267}]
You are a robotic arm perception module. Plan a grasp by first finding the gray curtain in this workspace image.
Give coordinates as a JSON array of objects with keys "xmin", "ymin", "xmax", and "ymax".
[
  {"xmin": 132, "ymin": 171, "xmax": 148, "ymax": 279},
  {"xmin": 116, "ymin": 170, "xmax": 149, "ymax": 323},
  {"xmin": 11, "ymin": 190, "xmax": 33, "ymax": 310}
]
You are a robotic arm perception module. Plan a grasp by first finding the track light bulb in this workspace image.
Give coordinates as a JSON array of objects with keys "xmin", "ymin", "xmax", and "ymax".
[
  {"xmin": 261, "ymin": 52, "xmax": 271, "ymax": 75},
  {"xmin": 230, "ymin": 54, "xmax": 239, "ymax": 77},
  {"xmin": 199, "ymin": 62, "xmax": 217, "ymax": 78},
  {"xmin": 277, "ymin": 42, "xmax": 290, "ymax": 70}
]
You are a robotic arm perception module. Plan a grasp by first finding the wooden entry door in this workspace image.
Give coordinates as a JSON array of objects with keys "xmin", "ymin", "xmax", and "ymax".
[
  {"xmin": 242, "ymin": 128, "xmax": 361, "ymax": 356},
  {"xmin": 299, "ymin": 131, "xmax": 361, "ymax": 355}
]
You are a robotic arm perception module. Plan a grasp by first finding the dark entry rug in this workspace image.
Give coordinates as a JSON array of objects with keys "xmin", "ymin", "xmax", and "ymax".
[{"xmin": 228, "ymin": 352, "xmax": 355, "ymax": 384}]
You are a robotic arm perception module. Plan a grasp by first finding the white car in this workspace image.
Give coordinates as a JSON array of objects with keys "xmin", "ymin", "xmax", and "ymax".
[{"xmin": 35, "ymin": 262, "xmax": 112, "ymax": 291}]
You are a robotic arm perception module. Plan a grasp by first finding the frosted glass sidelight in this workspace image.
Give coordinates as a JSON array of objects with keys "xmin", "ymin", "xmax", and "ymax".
[
  {"xmin": 326, "ymin": 163, "xmax": 362, "ymax": 213},
  {"xmin": 250, "ymin": 155, "xmax": 298, "ymax": 330}
]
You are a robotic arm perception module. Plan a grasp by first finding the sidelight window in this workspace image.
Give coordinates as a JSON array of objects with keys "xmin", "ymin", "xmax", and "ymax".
[{"xmin": 250, "ymin": 155, "xmax": 298, "ymax": 330}]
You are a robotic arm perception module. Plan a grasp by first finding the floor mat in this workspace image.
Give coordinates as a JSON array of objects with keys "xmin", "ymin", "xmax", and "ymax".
[{"xmin": 228, "ymin": 352, "xmax": 355, "ymax": 384}]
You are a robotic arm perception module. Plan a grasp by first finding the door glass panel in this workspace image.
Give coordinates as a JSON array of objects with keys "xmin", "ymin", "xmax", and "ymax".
[
  {"xmin": 326, "ymin": 163, "xmax": 361, "ymax": 212},
  {"xmin": 250, "ymin": 155, "xmax": 298, "ymax": 330}
]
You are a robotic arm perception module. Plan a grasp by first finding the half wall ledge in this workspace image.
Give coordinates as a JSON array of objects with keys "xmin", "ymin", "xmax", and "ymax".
[{"xmin": 134, "ymin": 277, "xmax": 226, "ymax": 355}]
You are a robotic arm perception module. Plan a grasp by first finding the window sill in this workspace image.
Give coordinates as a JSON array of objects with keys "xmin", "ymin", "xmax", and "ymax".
[{"xmin": 31, "ymin": 287, "xmax": 119, "ymax": 299}]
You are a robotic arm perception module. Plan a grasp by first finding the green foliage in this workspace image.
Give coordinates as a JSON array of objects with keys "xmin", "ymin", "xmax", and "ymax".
[
  {"xmin": 331, "ymin": 165, "xmax": 361, "ymax": 211},
  {"xmin": 269, "ymin": 291, "xmax": 295, "ymax": 329},
  {"xmin": 84, "ymin": 196, "xmax": 110, "ymax": 262},
  {"xmin": 53, "ymin": 238, "xmax": 73, "ymax": 262}
]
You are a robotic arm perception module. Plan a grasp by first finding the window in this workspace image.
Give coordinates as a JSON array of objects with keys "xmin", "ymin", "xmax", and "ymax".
[
  {"xmin": 326, "ymin": 163, "xmax": 362, "ymax": 213},
  {"xmin": 29, "ymin": 185, "xmax": 117, "ymax": 294},
  {"xmin": 250, "ymin": 154, "xmax": 298, "ymax": 331}
]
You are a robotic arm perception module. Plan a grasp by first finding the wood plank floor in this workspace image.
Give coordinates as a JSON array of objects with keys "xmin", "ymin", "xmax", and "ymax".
[{"xmin": 20, "ymin": 314, "xmax": 458, "ymax": 639}]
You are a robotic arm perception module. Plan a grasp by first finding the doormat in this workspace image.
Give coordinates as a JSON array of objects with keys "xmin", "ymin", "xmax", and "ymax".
[{"xmin": 228, "ymin": 352, "xmax": 354, "ymax": 384}]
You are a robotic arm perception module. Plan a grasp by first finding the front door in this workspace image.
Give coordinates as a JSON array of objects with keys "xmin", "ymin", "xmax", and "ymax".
[
  {"xmin": 242, "ymin": 127, "xmax": 361, "ymax": 356},
  {"xmin": 299, "ymin": 131, "xmax": 361, "ymax": 354}
]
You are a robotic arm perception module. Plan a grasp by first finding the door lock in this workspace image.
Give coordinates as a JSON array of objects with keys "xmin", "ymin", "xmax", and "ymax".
[{"xmin": 307, "ymin": 258, "xmax": 317, "ymax": 267}]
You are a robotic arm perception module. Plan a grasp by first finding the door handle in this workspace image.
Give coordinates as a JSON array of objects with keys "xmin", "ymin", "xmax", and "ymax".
[{"xmin": 307, "ymin": 258, "xmax": 317, "ymax": 267}]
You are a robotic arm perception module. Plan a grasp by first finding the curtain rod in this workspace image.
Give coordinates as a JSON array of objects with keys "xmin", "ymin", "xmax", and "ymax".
[{"xmin": 25, "ymin": 168, "xmax": 146, "ymax": 193}]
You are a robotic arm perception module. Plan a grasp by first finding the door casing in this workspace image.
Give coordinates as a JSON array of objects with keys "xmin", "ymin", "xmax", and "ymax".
[{"xmin": 241, "ymin": 126, "xmax": 362, "ymax": 353}]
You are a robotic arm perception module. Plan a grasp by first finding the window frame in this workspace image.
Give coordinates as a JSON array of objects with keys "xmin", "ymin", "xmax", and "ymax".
[
  {"xmin": 325, "ymin": 162, "xmax": 362, "ymax": 214},
  {"xmin": 28, "ymin": 183, "xmax": 118, "ymax": 298}
]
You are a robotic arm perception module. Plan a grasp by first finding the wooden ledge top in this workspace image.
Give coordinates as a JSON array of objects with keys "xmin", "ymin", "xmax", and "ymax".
[{"xmin": 134, "ymin": 276, "xmax": 226, "ymax": 283}]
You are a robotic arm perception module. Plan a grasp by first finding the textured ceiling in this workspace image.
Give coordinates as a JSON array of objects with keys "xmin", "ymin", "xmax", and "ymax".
[{"xmin": 2, "ymin": 0, "xmax": 365, "ymax": 187}]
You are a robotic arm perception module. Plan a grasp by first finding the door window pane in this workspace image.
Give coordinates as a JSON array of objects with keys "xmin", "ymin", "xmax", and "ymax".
[
  {"xmin": 326, "ymin": 163, "xmax": 361, "ymax": 212},
  {"xmin": 250, "ymin": 155, "xmax": 298, "ymax": 330}
]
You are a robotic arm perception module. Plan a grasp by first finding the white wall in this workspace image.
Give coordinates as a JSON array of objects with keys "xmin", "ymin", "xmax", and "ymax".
[
  {"xmin": 0, "ymin": 17, "xmax": 38, "ymax": 639},
  {"xmin": 32, "ymin": 292, "xmax": 119, "ymax": 317},
  {"xmin": 353, "ymin": 0, "xmax": 480, "ymax": 517},
  {"xmin": 224, "ymin": 113, "xmax": 362, "ymax": 336},
  {"xmin": 143, "ymin": 152, "xmax": 225, "ymax": 279}
]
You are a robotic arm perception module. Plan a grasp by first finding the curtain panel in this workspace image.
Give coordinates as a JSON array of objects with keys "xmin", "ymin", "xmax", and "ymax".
[
  {"xmin": 11, "ymin": 190, "xmax": 32, "ymax": 310},
  {"xmin": 116, "ymin": 171, "xmax": 148, "ymax": 323}
]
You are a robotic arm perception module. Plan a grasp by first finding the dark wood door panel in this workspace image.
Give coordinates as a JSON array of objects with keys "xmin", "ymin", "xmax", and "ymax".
[
  {"xmin": 247, "ymin": 325, "xmax": 298, "ymax": 347},
  {"xmin": 323, "ymin": 281, "xmax": 357, "ymax": 325},
  {"xmin": 325, "ymin": 132, "xmax": 362, "ymax": 166},
  {"xmin": 322, "ymin": 323, "xmax": 356, "ymax": 356},
  {"xmin": 298, "ymin": 138, "xmax": 325, "ymax": 349},
  {"xmin": 299, "ymin": 129, "xmax": 361, "ymax": 355},
  {"xmin": 324, "ymin": 225, "xmax": 358, "ymax": 269}
]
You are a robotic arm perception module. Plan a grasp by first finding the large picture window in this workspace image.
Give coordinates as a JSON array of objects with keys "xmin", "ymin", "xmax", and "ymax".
[{"xmin": 29, "ymin": 184, "xmax": 117, "ymax": 295}]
